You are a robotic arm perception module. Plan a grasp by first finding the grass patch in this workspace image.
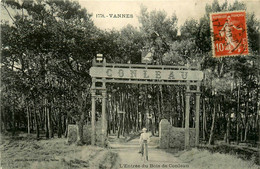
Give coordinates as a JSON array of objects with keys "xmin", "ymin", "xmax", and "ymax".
[
  {"xmin": 1, "ymin": 135, "xmax": 119, "ymax": 169},
  {"xmin": 198, "ymin": 144, "xmax": 260, "ymax": 165},
  {"xmin": 98, "ymin": 151, "xmax": 120, "ymax": 169},
  {"xmin": 178, "ymin": 148, "xmax": 259, "ymax": 169}
]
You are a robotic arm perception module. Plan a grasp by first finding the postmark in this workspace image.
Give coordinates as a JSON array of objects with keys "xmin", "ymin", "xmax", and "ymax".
[{"xmin": 210, "ymin": 11, "xmax": 249, "ymax": 58}]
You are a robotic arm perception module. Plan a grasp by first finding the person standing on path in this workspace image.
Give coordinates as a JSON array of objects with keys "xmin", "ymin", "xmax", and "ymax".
[{"xmin": 139, "ymin": 128, "xmax": 150, "ymax": 160}]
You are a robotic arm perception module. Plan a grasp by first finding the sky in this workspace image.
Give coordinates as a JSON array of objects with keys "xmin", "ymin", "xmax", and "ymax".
[
  {"xmin": 77, "ymin": 0, "xmax": 260, "ymax": 31},
  {"xmin": 1, "ymin": 0, "xmax": 259, "ymax": 31}
]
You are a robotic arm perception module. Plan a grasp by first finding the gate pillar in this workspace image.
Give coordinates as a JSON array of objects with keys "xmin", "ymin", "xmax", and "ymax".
[
  {"xmin": 91, "ymin": 80, "xmax": 96, "ymax": 145},
  {"xmin": 185, "ymin": 85, "xmax": 191, "ymax": 149},
  {"xmin": 101, "ymin": 80, "xmax": 107, "ymax": 147},
  {"xmin": 195, "ymin": 90, "xmax": 201, "ymax": 146}
]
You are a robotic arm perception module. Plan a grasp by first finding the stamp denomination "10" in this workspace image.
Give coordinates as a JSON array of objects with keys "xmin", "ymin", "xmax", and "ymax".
[{"xmin": 210, "ymin": 11, "xmax": 249, "ymax": 58}]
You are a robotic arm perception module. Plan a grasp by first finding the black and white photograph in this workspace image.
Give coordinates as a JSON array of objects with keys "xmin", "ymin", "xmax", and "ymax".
[{"xmin": 1, "ymin": 0, "xmax": 259, "ymax": 168}]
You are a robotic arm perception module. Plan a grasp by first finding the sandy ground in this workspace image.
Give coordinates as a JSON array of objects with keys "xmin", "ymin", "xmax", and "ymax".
[{"xmin": 110, "ymin": 137, "xmax": 193, "ymax": 169}]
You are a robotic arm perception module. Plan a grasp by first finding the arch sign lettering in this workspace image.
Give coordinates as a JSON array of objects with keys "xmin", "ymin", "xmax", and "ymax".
[
  {"xmin": 90, "ymin": 67, "xmax": 203, "ymax": 81},
  {"xmin": 90, "ymin": 61, "xmax": 203, "ymax": 84}
]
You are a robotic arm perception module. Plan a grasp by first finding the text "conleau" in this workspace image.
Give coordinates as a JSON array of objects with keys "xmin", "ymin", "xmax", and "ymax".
[{"xmin": 90, "ymin": 67, "xmax": 203, "ymax": 81}]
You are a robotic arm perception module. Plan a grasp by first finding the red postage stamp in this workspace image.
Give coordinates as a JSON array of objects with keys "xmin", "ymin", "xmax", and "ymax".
[{"xmin": 210, "ymin": 11, "xmax": 249, "ymax": 58}]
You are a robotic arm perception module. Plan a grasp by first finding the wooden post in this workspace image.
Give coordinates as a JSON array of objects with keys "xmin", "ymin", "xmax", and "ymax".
[
  {"xmin": 185, "ymin": 84, "xmax": 191, "ymax": 149},
  {"xmin": 101, "ymin": 81, "xmax": 107, "ymax": 147},
  {"xmin": 195, "ymin": 91, "xmax": 201, "ymax": 146},
  {"xmin": 91, "ymin": 79, "xmax": 96, "ymax": 145},
  {"xmin": 195, "ymin": 65, "xmax": 201, "ymax": 147},
  {"xmin": 27, "ymin": 105, "xmax": 30, "ymax": 134}
]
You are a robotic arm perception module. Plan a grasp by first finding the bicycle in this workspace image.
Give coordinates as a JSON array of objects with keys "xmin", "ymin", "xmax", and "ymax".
[{"xmin": 141, "ymin": 140, "xmax": 148, "ymax": 162}]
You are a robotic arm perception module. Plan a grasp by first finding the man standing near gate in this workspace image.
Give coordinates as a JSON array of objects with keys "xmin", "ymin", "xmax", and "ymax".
[{"xmin": 139, "ymin": 128, "xmax": 150, "ymax": 161}]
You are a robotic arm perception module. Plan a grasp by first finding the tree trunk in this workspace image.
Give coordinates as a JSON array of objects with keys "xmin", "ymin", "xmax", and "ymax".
[
  {"xmin": 31, "ymin": 108, "xmax": 34, "ymax": 132},
  {"xmin": 202, "ymin": 98, "xmax": 206, "ymax": 140},
  {"xmin": 76, "ymin": 90, "xmax": 85, "ymax": 145},
  {"xmin": 45, "ymin": 107, "xmax": 49, "ymax": 138},
  {"xmin": 160, "ymin": 85, "xmax": 164, "ymax": 118},
  {"xmin": 244, "ymin": 89, "xmax": 250, "ymax": 142},
  {"xmin": 33, "ymin": 101, "xmax": 40, "ymax": 139},
  {"xmin": 244, "ymin": 120, "xmax": 249, "ymax": 142},
  {"xmin": 1, "ymin": 106, "xmax": 7, "ymax": 133},
  {"xmin": 64, "ymin": 115, "xmax": 68, "ymax": 138},
  {"xmin": 182, "ymin": 90, "xmax": 185, "ymax": 128},
  {"xmin": 58, "ymin": 110, "xmax": 62, "ymax": 138},
  {"xmin": 208, "ymin": 102, "xmax": 216, "ymax": 145},
  {"xmin": 134, "ymin": 96, "xmax": 138, "ymax": 132},
  {"xmin": 47, "ymin": 104, "xmax": 53, "ymax": 138},
  {"xmin": 240, "ymin": 129, "xmax": 243, "ymax": 141},
  {"xmin": 112, "ymin": 106, "xmax": 117, "ymax": 133},
  {"xmin": 40, "ymin": 106, "xmax": 44, "ymax": 131},
  {"xmin": 255, "ymin": 87, "xmax": 259, "ymax": 144},
  {"xmin": 122, "ymin": 113, "xmax": 125, "ymax": 136},
  {"xmin": 112, "ymin": 96, "xmax": 116, "ymax": 134},
  {"xmin": 226, "ymin": 110, "xmax": 231, "ymax": 144},
  {"xmin": 125, "ymin": 92, "xmax": 130, "ymax": 135},
  {"xmin": 107, "ymin": 102, "xmax": 111, "ymax": 135},
  {"xmin": 236, "ymin": 80, "xmax": 241, "ymax": 145},
  {"xmin": 12, "ymin": 102, "xmax": 15, "ymax": 136},
  {"xmin": 157, "ymin": 87, "xmax": 161, "ymax": 122},
  {"xmin": 26, "ymin": 105, "xmax": 31, "ymax": 134},
  {"xmin": 62, "ymin": 114, "xmax": 66, "ymax": 135},
  {"xmin": 117, "ymin": 113, "xmax": 122, "ymax": 138}
]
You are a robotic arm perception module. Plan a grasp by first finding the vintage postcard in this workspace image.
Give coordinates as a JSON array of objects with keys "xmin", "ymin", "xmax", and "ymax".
[{"xmin": 1, "ymin": 0, "xmax": 259, "ymax": 169}]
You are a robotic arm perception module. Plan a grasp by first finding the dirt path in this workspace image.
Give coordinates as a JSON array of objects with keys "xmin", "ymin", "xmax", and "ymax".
[{"xmin": 110, "ymin": 137, "xmax": 193, "ymax": 169}]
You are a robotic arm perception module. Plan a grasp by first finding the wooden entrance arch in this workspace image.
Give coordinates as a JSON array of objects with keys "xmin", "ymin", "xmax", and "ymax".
[{"xmin": 89, "ymin": 58, "xmax": 203, "ymax": 149}]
